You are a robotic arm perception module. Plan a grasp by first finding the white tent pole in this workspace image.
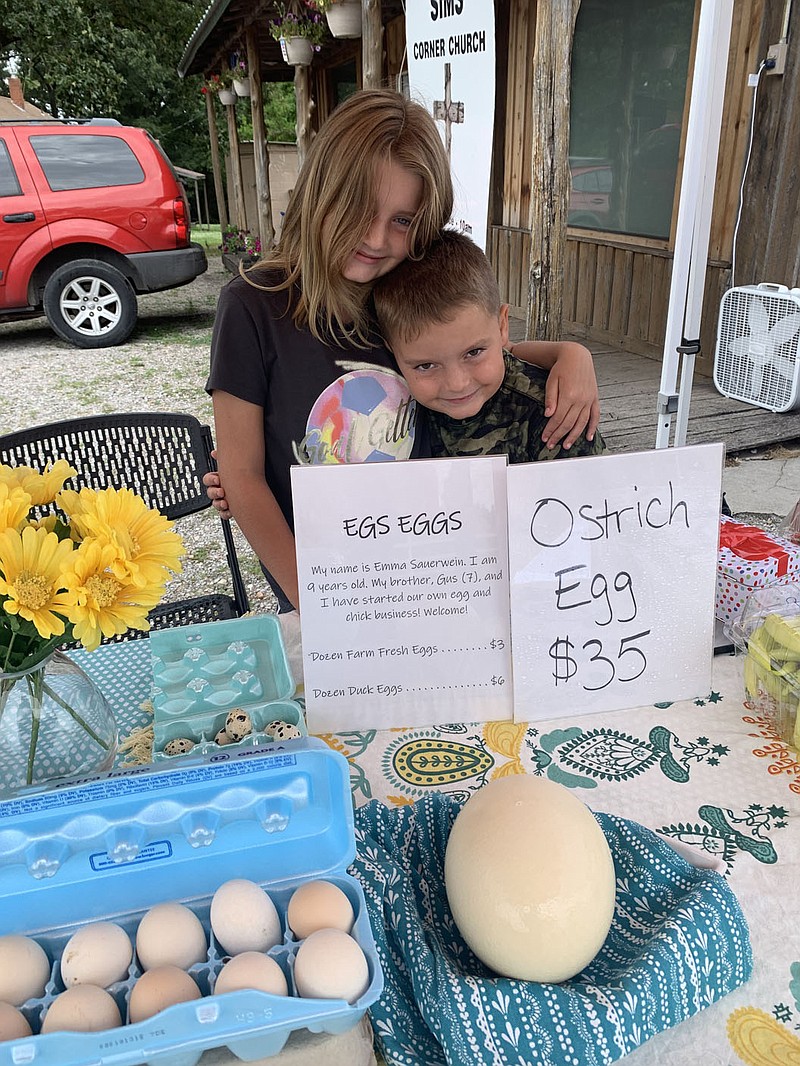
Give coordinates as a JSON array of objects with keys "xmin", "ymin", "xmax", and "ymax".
[{"xmin": 655, "ymin": 0, "xmax": 735, "ymax": 448}]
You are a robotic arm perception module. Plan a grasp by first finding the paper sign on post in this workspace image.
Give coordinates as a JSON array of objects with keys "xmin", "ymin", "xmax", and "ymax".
[
  {"xmin": 291, "ymin": 457, "xmax": 512, "ymax": 732},
  {"xmin": 507, "ymin": 444, "xmax": 724, "ymax": 721}
]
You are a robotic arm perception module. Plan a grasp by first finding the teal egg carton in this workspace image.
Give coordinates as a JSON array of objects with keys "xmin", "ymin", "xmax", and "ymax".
[
  {"xmin": 0, "ymin": 740, "xmax": 383, "ymax": 1065},
  {"xmin": 149, "ymin": 615, "xmax": 306, "ymax": 761}
]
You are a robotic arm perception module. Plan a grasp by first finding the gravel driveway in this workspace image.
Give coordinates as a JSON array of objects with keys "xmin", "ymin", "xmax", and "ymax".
[{"xmin": 0, "ymin": 255, "xmax": 278, "ymax": 613}]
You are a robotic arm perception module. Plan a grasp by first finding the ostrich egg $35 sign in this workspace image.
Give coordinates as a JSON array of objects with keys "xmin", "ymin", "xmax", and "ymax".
[{"xmin": 444, "ymin": 776, "xmax": 616, "ymax": 982}]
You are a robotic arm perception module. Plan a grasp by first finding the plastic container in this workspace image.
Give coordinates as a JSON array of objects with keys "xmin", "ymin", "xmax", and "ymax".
[
  {"xmin": 149, "ymin": 615, "xmax": 306, "ymax": 761},
  {"xmin": 725, "ymin": 582, "xmax": 800, "ymax": 748},
  {"xmin": 0, "ymin": 739, "xmax": 383, "ymax": 1065}
]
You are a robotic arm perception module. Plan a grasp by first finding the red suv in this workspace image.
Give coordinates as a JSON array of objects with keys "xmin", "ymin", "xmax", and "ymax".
[{"xmin": 0, "ymin": 120, "xmax": 207, "ymax": 347}]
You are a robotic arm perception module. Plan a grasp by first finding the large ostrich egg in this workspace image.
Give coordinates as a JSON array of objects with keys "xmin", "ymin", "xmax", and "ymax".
[{"xmin": 444, "ymin": 775, "xmax": 616, "ymax": 982}]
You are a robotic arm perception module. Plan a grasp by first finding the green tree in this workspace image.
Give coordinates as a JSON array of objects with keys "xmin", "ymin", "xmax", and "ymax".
[
  {"xmin": 263, "ymin": 82, "xmax": 297, "ymax": 143},
  {"xmin": 0, "ymin": 0, "xmax": 298, "ymax": 220},
  {"xmin": 0, "ymin": 0, "xmax": 211, "ymax": 169}
]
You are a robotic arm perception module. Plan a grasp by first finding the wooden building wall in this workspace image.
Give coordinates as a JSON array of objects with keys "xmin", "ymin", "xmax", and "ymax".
[
  {"xmin": 487, "ymin": 0, "xmax": 779, "ymax": 375},
  {"xmin": 731, "ymin": 0, "xmax": 800, "ymax": 289}
]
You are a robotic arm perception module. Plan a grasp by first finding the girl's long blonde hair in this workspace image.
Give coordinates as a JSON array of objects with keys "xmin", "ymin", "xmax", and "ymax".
[{"xmin": 246, "ymin": 89, "xmax": 454, "ymax": 345}]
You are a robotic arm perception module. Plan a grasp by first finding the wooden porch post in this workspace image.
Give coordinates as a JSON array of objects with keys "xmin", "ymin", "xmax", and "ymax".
[
  {"xmin": 205, "ymin": 91, "xmax": 229, "ymax": 232},
  {"xmin": 246, "ymin": 24, "xmax": 275, "ymax": 249},
  {"xmin": 362, "ymin": 0, "xmax": 382, "ymax": 89},
  {"xmin": 224, "ymin": 99, "xmax": 248, "ymax": 231},
  {"xmin": 527, "ymin": 0, "xmax": 580, "ymax": 341},
  {"xmin": 294, "ymin": 64, "xmax": 313, "ymax": 167}
]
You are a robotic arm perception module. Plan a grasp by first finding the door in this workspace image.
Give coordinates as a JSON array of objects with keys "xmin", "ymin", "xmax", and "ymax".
[{"xmin": 0, "ymin": 132, "xmax": 48, "ymax": 308}]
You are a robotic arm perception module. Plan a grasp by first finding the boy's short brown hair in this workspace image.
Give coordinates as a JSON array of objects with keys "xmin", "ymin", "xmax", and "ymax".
[{"xmin": 373, "ymin": 229, "xmax": 501, "ymax": 347}]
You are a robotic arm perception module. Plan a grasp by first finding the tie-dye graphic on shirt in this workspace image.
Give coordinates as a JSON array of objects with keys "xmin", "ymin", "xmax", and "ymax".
[{"xmin": 295, "ymin": 365, "xmax": 417, "ymax": 465}]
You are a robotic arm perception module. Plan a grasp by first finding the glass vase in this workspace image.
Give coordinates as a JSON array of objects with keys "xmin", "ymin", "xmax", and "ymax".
[{"xmin": 0, "ymin": 651, "xmax": 118, "ymax": 796}]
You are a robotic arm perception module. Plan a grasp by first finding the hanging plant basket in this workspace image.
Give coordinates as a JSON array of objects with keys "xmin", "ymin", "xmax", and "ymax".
[
  {"xmin": 233, "ymin": 76, "xmax": 251, "ymax": 97},
  {"xmin": 325, "ymin": 0, "xmax": 362, "ymax": 38},
  {"xmin": 218, "ymin": 87, "xmax": 237, "ymax": 105},
  {"xmin": 280, "ymin": 36, "xmax": 314, "ymax": 66}
]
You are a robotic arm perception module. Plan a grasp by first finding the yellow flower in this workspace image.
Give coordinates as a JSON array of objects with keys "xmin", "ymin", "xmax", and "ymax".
[
  {"xmin": 0, "ymin": 525, "xmax": 76, "ymax": 639},
  {"xmin": 0, "ymin": 482, "xmax": 33, "ymax": 534},
  {"xmin": 59, "ymin": 486, "xmax": 183, "ymax": 588},
  {"xmin": 0, "ymin": 460, "xmax": 76, "ymax": 506},
  {"xmin": 61, "ymin": 539, "xmax": 164, "ymax": 652},
  {"xmin": 28, "ymin": 515, "xmax": 59, "ymax": 534}
]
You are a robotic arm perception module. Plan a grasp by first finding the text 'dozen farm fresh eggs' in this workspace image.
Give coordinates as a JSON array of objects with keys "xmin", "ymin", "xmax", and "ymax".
[{"xmin": 444, "ymin": 776, "xmax": 616, "ymax": 982}]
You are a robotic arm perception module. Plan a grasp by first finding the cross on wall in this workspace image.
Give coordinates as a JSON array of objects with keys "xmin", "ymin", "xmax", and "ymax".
[{"xmin": 433, "ymin": 63, "xmax": 464, "ymax": 160}]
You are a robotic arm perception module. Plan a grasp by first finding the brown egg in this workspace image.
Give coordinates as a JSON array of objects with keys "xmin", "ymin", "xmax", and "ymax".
[
  {"xmin": 0, "ymin": 935, "xmax": 50, "ymax": 1007},
  {"xmin": 41, "ymin": 985, "xmax": 121, "ymax": 1033},
  {"xmin": 287, "ymin": 880, "xmax": 355, "ymax": 940},
  {"xmin": 135, "ymin": 902, "xmax": 207, "ymax": 971},
  {"xmin": 128, "ymin": 966, "xmax": 201, "ymax": 1023},
  {"xmin": 213, "ymin": 952, "xmax": 288, "ymax": 997},
  {"xmin": 0, "ymin": 1001, "xmax": 33, "ymax": 1041}
]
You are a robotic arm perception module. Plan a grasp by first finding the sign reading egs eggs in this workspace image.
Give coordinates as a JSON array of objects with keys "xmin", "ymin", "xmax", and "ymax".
[{"xmin": 291, "ymin": 456, "xmax": 512, "ymax": 732}]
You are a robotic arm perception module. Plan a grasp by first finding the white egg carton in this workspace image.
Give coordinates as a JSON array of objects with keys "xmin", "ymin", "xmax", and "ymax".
[{"xmin": 0, "ymin": 740, "xmax": 383, "ymax": 1066}]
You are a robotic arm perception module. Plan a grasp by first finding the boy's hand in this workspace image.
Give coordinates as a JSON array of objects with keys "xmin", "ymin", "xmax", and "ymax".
[
  {"xmin": 204, "ymin": 450, "xmax": 232, "ymax": 519},
  {"xmin": 542, "ymin": 345, "xmax": 600, "ymax": 450}
]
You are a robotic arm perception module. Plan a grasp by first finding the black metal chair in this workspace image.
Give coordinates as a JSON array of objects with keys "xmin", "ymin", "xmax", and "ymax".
[{"xmin": 0, "ymin": 412, "xmax": 249, "ymax": 639}]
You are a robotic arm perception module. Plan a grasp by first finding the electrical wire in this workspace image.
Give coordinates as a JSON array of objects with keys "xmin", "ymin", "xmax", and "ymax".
[{"xmin": 730, "ymin": 59, "xmax": 766, "ymax": 288}]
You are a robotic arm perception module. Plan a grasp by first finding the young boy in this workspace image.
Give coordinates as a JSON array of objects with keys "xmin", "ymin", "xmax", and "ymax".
[{"xmin": 372, "ymin": 228, "xmax": 606, "ymax": 464}]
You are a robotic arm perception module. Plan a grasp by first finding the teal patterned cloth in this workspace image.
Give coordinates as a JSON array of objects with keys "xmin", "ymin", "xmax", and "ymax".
[{"xmin": 352, "ymin": 795, "xmax": 752, "ymax": 1066}]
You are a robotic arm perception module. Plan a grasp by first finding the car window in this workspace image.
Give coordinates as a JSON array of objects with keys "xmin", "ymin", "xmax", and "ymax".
[
  {"xmin": 29, "ymin": 134, "xmax": 145, "ymax": 191},
  {"xmin": 0, "ymin": 139, "xmax": 22, "ymax": 197}
]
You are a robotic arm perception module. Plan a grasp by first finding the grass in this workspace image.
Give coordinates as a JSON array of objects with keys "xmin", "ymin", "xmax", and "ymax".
[{"xmin": 192, "ymin": 225, "xmax": 223, "ymax": 254}]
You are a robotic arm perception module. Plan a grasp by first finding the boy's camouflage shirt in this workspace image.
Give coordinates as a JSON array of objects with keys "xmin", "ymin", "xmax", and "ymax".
[{"xmin": 422, "ymin": 349, "xmax": 607, "ymax": 463}]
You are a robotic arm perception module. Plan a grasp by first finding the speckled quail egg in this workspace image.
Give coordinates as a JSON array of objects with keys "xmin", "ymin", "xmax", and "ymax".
[
  {"xmin": 164, "ymin": 737, "xmax": 195, "ymax": 757},
  {"xmin": 214, "ymin": 729, "xmax": 233, "ymax": 746},
  {"xmin": 224, "ymin": 709, "xmax": 252, "ymax": 742},
  {"xmin": 269, "ymin": 722, "xmax": 302, "ymax": 741}
]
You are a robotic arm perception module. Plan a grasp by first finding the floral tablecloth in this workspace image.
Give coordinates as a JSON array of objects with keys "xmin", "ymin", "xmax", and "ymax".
[{"xmin": 73, "ymin": 640, "xmax": 800, "ymax": 1066}]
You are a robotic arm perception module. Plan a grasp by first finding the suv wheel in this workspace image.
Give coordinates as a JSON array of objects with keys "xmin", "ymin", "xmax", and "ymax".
[{"xmin": 43, "ymin": 260, "xmax": 138, "ymax": 348}]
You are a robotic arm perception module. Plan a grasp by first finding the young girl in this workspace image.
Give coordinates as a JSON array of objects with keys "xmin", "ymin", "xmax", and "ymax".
[{"xmin": 207, "ymin": 89, "xmax": 599, "ymax": 612}]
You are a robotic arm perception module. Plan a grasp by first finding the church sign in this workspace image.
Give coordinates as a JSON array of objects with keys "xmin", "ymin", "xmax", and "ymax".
[{"xmin": 405, "ymin": 0, "xmax": 496, "ymax": 250}]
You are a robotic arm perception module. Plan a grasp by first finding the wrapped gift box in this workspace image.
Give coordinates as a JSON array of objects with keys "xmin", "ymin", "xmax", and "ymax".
[{"xmin": 715, "ymin": 515, "xmax": 800, "ymax": 623}]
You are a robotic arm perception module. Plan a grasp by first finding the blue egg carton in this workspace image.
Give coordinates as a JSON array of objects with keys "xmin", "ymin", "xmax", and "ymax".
[
  {"xmin": 148, "ymin": 615, "xmax": 303, "ymax": 761},
  {"xmin": 0, "ymin": 739, "xmax": 383, "ymax": 1066}
]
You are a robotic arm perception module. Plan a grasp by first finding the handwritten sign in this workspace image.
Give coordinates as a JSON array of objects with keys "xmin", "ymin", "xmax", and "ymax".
[
  {"xmin": 291, "ymin": 457, "xmax": 512, "ymax": 732},
  {"xmin": 507, "ymin": 444, "xmax": 724, "ymax": 720}
]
